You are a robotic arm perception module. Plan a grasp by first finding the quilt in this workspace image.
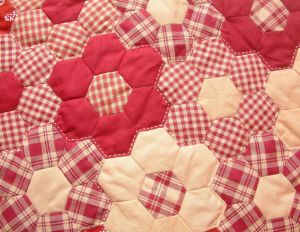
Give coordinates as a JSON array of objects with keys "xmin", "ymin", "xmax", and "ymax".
[{"xmin": 1, "ymin": 0, "xmax": 300, "ymax": 231}]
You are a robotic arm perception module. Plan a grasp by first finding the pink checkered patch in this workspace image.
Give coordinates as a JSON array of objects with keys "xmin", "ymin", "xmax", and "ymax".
[
  {"xmin": 290, "ymin": 192, "xmax": 300, "ymax": 224},
  {"xmin": 11, "ymin": 0, "xmax": 44, "ymax": 11},
  {"xmin": 139, "ymin": 171, "xmax": 186, "ymax": 218},
  {"xmin": 0, "ymin": 34, "xmax": 20, "ymax": 72},
  {"xmin": 113, "ymin": 0, "xmax": 148, "ymax": 12},
  {"xmin": 263, "ymin": 217, "xmax": 300, "ymax": 232},
  {"xmin": 165, "ymin": 102, "xmax": 211, "ymax": 145},
  {"xmin": 284, "ymin": 150, "xmax": 300, "ymax": 191}
]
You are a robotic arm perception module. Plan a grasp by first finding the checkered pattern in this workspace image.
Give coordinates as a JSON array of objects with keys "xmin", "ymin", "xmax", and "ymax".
[
  {"xmin": 205, "ymin": 117, "xmax": 250, "ymax": 158},
  {"xmin": 283, "ymin": 150, "xmax": 300, "ymax": 190},
  {"xmin": 65, "ymin": 182, "xmax": 111, "ymax": 227},
  {"xmin": 230, "ymin": 53, "xmax": 270, "ymax": 94},
  {"xmin": 59, "ymin": 140, "xmax": 103, "ymax": 186},
  {"xmin": 250, "ymin": 0, "xmax": 289, "ymax": 32},
  {"xmin": 263, "ymin": 217, "xmax": 300, "ymax": 232},
  {"xmin": 10, "ymin": 0, "xmax": 44, "ymax": 11},
  {"xmin": 86, "ymin": 72, "xmax": 132, "ymax": 116},
  {"xmin": 22, "ymin": 124, "xmax": 66, "ymax": 170},
  {"xmin": 0, "ymin": 111, "xmax": 27, "ymax": 152},
  {"xmin": 157, "ymin": 62, "xmax": 204, "ymax": 104},
  {"xmin": 212, "ymin": 158, "xmax": 259, "ymax": 205},
  {"xmin": 165, "ymin": 102, "xmax": 211, "ymax": 144},
  {"xmin": 113, "ymin": 0, "xmax": 148, "ymax": 12},
  {"xmin": 17, "ymin": 84, "xmax": 62, "ymax": 124},
  {"xmin": 12, "ymin": 9, "xmax": 52, "ymax": 47},
  {"xmin": 13, "ymin": 45, "xmax": 56, "ymax": 86},
  {"xmin": 155, "ymin": 24, "xmax": 192, "ymax": 63},
  {"xmin": 115, "ymin": 9, "xmax": 160, "ymax": 47},
  {"xmin": 245, "ymin": 132, "xmax": 288, "ymax": 177},
  {"xmin": 290, "ymin": 193, "xmax": 300, "ymax": 224},
  {"xmin": 0, "ymin": 151, "xmax": 33, "ymax": 197},
  {"xmin": 183, "ymin": 4, "xmax": 223, "ymax": 40},
  {"xmin": 0, "ymin": 35, "xmax": 20, "ymax": 72},
  {"xmin": 78, "ymin": 0, "xmax": 120, "ymax": 35},
  {"xmin": 237, "ymin": 93, "xmax": 279, "ymax": 133},
  {"xmin": 138, "ymin": 171, "xmax": 186, "ymax": 218},
  {"xmin": 0, "ymin": 195, "xmax": 39, "ymax": 231},
  {"xmin": 219, "ymin": 202, "xmax": 265, "ymax": 232},
  {"xmin": 47, "ymin": 21, "xmax": 88, "ymax": 59},
  {"xmin": 188, "ymin": 38, "xmax": 234, "ymax": 77}
]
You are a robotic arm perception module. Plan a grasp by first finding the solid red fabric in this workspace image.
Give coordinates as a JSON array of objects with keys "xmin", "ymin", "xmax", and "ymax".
[
  {"xmin": 0, "ymin": 0, "xmax": 16, "ymax": 34},
  {"xmin": 286, "ymin": 12, "xmax": 300, "ymax": 45},
  {"xmin": 82, "ymin": 34, "xmax": 126, "ymax": 75},
  {"xmin": 55, "ymin": 98, "xmax": 99, "ymax": 139},
  {"xmin": 212, "ymin": 0, "xmax": 253, "ymax": 17},
  {"xmin": 281, "ymin": 0, "xmax": 300, "ymax": 11},
  {"xmin": 48, "ymin": 57, "xmax": 93, "ymax": 101},
  {"xmin": 0, "ymin": 72, "xmax": 23, "ymax": 113},
  {"xmin": 42, "ymin": 0, "xmax": 85, "ymax": 24}
]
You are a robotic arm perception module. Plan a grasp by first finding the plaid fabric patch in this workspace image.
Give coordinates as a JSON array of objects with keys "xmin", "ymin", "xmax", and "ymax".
[
  {"xmin": 11, "ymin": 0, "xmax": 44, "ymax": 11},
  {"xmin": 0, "ymin": 151, "xmax": 33, "ymax": 197},
  {"xmin": 47, "ymin": 21, "xmax": 88, "ymax": 59},
  {"xmin": 139, "ymin": 171, "xmax": 186, "ymax": 218},
  {"xmin": 237, "ymin": 93, "xmax": 279, "ymax": 133},
  {"xmin": 115, "ymin": 9, "xmax": 160, "ymax": 47},
  {"xmin": 155, "ymin": 24, "xmax": 192, "ymax": 63},
  {"xmin": 0, "ymin": 35, "xmax": 20, "ymax": 72},
  {"xmin": 157, "ymin": 62, "xmax": 204, "ymax": 104},
  {"xmin": 250, "ymin": 0, "xmax": 289, "ymax": 32},
  {"xmin": 0, "ymin": 195, "xmax": 39, "ymax": 231},
  {"xmin": 86, "ymin": 72, "xmax": 132, "ymax": 117},
  {"xmin": 22, "ymin": 124, "xmax": 66, "ymax": 170},
  {"xmin": 65, "ymin": 182, "xmax": 111, "ymax": 227},
  {"xmin": 219, "ymin": 202, "xmax": 265, "ymax": 232},
  {"xmin": 212, "ymin": 158, "xmax": 259, "ymax": 205},
  {"xmin": 290, "ymin": 192, "xmax": 300, "ymax": 224},
  {"xmin": 165, "ymin": 102, "xmax": 211, "ymax": 145},
  {"xmin": 59, "ymin": 140, "xmax": 103, "ymax": 186},
  {"xmin": 263, "ymin": 217, "xmax": 300, "ymax": 232},
  {"xmin": 113, "ymin": 0, "xmax": 148, "ymax": 12},
  {"xmin": 17, "ymin": 84, "xmax": 62, "ymax": 124},
  {"xmin": 183, "ymin": 3, "xmax": 223, "ymax": 40},
  {"xmin": 13, "ymin": 45, "xmax": 56, "ymax": 86},
  {"xmin": 230, "ymin": 53, "xmax": 270, "ymax": 94},
  {"xmin": 205, "ymin": 117, "xmax": 250, "ymax": 158},
  {"xmin": 78, "ymin": 0, "xmax": 120, "ymax": 35},
  {"xmin": 188, "ymin": 38, "xmax": 234, "ymax": 77},
  {"xmin": 284, "ymin": 150, "xmax": 300, "ymax": 190},
  {"xmin": 0, "ymin": 111, "xmax": 27, "ymax": 152},
  {"xmin": 12, "ymin": 9, "xmax": 53, "ymax": 47}
]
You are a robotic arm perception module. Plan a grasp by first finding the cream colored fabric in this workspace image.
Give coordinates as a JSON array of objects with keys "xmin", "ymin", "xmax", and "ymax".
[
  {"xmin": 198, "ymin": 76, "xmax": 241, "ymax": 120},
  {"xmin": 179, "ymin": 188, "xmax": 226, "ymax": 231},
  {"xmin": 106, "ymin": 200, "xmax": 154, "ymax": 232},
  {"xmin": 131, "ymin": 128, "xmax": 180, "ymax": 173},
  {"xmin": 26, "ymin": 167, "xmax": 71, "ymax": 214},
  {"xmin": 253, "ymin": 174, "xmax": 296, "ymax": 220},
  {"xmin": 151, "ymin": 216, "xmax": 192, "ymax": 232},
  {"xmin": 266, "ymin": 69, "xmax": 300, "ymax": 109},
  {"xmin": 173, "ymin": 144, "xmax": 219, "ymax": 191},
  {"xmin": 294, "ymin": 49, "xmax": 300, "ymax": 74},
  {"xmin": 98, "ymin": 156, "xmax": 145, "ymax": 202},
  {"xmin": 146, "ymin": 0, "xmax": 189, "ymax": 25},
  {"xmin": 275, "ymin": 108, "xmax": 300, "ymax": 149}
]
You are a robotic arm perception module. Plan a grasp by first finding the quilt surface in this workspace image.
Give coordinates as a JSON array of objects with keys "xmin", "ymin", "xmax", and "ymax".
[{"xmin": 1, "ymin": 0, "xmax": 300, "ymax": 231}]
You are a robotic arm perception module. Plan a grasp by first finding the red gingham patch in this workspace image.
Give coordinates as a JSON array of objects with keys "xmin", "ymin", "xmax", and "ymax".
[
  {"xmin": 155, "ymin": 24, "xmax": 192, "ymax": 63},
  {"xmin": 157, "ymin": 62, "xmax": 204, "ymax": 104},
  {"xmin": 47, "ymin": 21, "xmax": 88, "ymax": 59},
  {"xmin": 115, "ymin": 9, "xmax": 160, "ymax": 47},
  {"xmin": 0, "ymin": 111, "xmax": 27, "ymax": 152},
  {"xmin": 284, "ymin": 150, "xmax": 300, "ymax": 191},
  {"xmin": 12, "ymin": 9, "xmax": 53, "ymax": 47},
  {"xmin": 10, "ymin": 0, "xmax": 44, "ymax": 11},
  {"xmin": 263, "ymin": 217, "xmax": 300, "ymax": 232},
  {"xmin": 22, "ymin": 124, "xmax": 66, "ymax": 170},
  {"xmin": 205, "ymin": 117, "xmax": 250, "ymax": 158},
  {"xmin": 13, "ymin": 45, "xmax": 56, "ymax": 86},
  {"xmin": 0, "ymin": 151, "xmax": 33, "ymax": 197},
  {"xmin": 250, "ymin": 0, "xmax": 289, "ymax": 32},
  {"xmin": 188, "ymin": 38, "xmax": 234, "ymax": 77},
  {"xmin": 0, "ymin": 195, "xmax": 39, "ymax": 231},
  {"xmin": 17, "ymin": 84, "xmax": 62, "ymax": 124},
  {"xmin": 290, "ymin": 192, "xmax": 300, "ymax": 224},
  {"xmin": 86, "ymin": 72, "xmax": 132, "ymax": 117},
  {"xmin": 219, "ymin": 202, "xmax": 265, "ymax": 232},
  {"xmin": 237, "ymin": 93, "xmax": 279, "ymax": 133},
  {"xmin": 113, "ymin": 0, "xmax": 148, "ymax": 12},
  {"xmin": 212, "ymin": 157, "xmax": 259, "ymax": 205},
  {"xmin": 165, "ymin": 102, "xmax": 211, "ymax": 145},
  {"xmin": 183, "ymin": 3, "xmax": 223, "ymax": 40},
  {"xmin": 138, "ymin": 171, "xmax": 186, "ymax": 218},
  {"xmin": 59, "ymin": 140, "xmax": 103, "ymax": 186},
  {"xmin": 65, "ymin": 182, "xmax": 111, "ymax": 227},
  {"xmin": 230, "ymin": 53, "xmax": 270, "ymax": 94},
  {"xmin": 245, "ymin": 132, "xmax": 288, "ymax": 177},
  {"xmin": 0, "ymin": 34, "xmax": 20, "ymax": 72}
]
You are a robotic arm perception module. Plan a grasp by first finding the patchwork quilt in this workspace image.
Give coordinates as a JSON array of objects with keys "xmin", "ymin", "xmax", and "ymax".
[{"xmin": 1, "ymin": 0, "xmax": 300, "ymax": 231}]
